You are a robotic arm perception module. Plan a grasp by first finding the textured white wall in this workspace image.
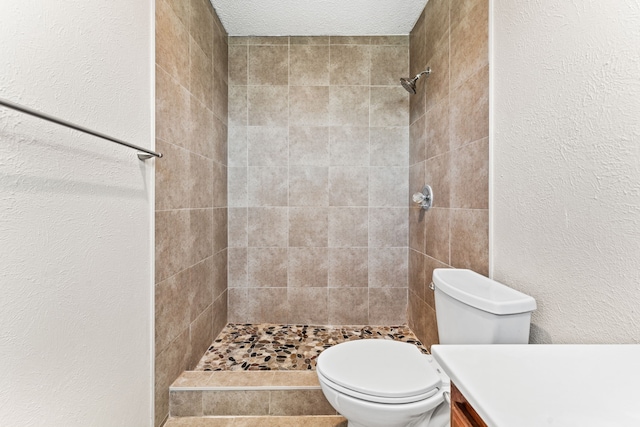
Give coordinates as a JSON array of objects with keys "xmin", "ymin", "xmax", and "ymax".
[
  {"xmin": 0, "ymin": 1, "xmax": 154, "ymax": 425},
  {"xmin": 491, "ymin": 1, "xmax": 640, "ymax": 343}
]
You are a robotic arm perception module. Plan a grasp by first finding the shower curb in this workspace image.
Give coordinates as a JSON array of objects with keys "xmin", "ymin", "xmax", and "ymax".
[{"xmin": 169, "ymin": 371, "xmax": 336, "ymax": 417}]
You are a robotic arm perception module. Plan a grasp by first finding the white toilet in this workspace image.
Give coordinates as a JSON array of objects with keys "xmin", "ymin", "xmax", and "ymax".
[{"xmin": 316, "ymin": 268, "xmax": 537, "ymax": 427}]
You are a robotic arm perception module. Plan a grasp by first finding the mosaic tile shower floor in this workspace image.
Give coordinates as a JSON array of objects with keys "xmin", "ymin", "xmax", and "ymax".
[{"xmin": 195, "ymin": 323, "xmax": 427, "ymax": 371}]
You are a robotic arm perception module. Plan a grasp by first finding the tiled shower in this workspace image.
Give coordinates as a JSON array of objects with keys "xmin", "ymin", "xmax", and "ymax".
[
  {"xmin": 227, "ymin": 35, "xmax": 411, "ymax": 326},
  {"xmin": 155, "ymin": 0, "xmax": 488, "ymax": 425}
]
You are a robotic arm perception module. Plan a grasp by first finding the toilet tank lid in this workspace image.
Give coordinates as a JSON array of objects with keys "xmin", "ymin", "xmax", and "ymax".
[{"xmin": 432, "ymin": 269, "xmax": 537, "ymax": 315}]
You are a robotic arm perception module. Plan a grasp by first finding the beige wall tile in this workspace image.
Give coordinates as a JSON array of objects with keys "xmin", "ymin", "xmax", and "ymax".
[
  {"xmin": 450, "ymin": 209, "xmax": 489, "ymax": 276},
  {"xmin": 228, "ymin": 208, "xmax": 247, "ymax": 248},
  {"xmin": 189, "ymin": 0, "xmax": 213, "ymax": 55},
  {"xmin": 189, "ymin": 95, "xmax": 214, "ymax": 158},
  {"xmin": 369, "ymin": 247, "xmax": 408, "ymax": 288},
  {"xmin": 328, "ymin": 248, "xmax": 368, "ymax": 288},
  {"xmin": 228, "ymin": 126, "xmax": 247, "ymax": 167},
  {"xmin": 371, "ymin": 36, "xmax": 409, "ymax": 46},
  {"xmin": 408, "ymin": 249, "xmax": 426, "ymax": 301},
  {"xmin": 369, "ymin": 207, "xmax": 408, "ymax": 248},
  {"xmin": 156, "ymin": 66, "xmax": 190, "ymax": 149},
  {"xmin": 288, "ymin": 288, "xmax": 329, "ymax": 324},
  {"xmin": 188, "ymin": 151, "xmax": 213, "ymax": 208},
  {"xmin": 248, "ymin": 85, "xmax": 289, "ymax": 126},
  {"xmin": 213, "ymin": 69, "xmax": 228, "ymax": 122},
  {"xmin": 190, "ymin": 39, "xmax": 213, "ymax": 110},
  {"xmin": 247, "ymin": 287, "xmax": 289, "ymax": 323},
  {"xmin": 155, "ymin": 330, "xmax": 190, "ymax": 427},
  {"xmin": 290, "ymin": 86, "xmax": 330, "ymax": 126},
  {"xmin": 248, "ymin": 36, "xmax": 289, "ymax": 45},
  {"xmin": 212, "ymin": 207, "xmax": 228, "ymax": 255},
  {"xmin": 424, "ymin": 0, "xmax": 450, "ymax": 64},
  {"xmin": 228, "ymin": 45, "xmax": 248, "ymax": 86},
  {"xmin": 212, "ymin": 163, "xmax": 227, "ymax": 208},
  {"xmin": 212, "ymin": 250, "xmax": 228, "ymax": 300},
  {"xmin": 288, "ymin": 207, "xmax": 329, "ymax": 247},
  {"xmin": 155, "ymin": 269, "xmax": 191, "ymax": 355},
  {"xmin": 370, "ymin": 46, "xmax": 409, "ymax": 86},
  {"xmin": 290, "ymin": 45, "xmax": 330, "ymax": 86},
  {"xmin": 247, "ymin": 248, "xmax": 288, "ymax": 287},
  {"xmin": 409, "ymin": 114, "xmax": 427, "ymax": 166},
  {"xmin": 328, "ymin": 207, "xmax": 368, "ymax": 247},
  {"xmin": 369, "ymin": 167, "xmax": 408, "ymax": 207},
  {"xmin": 248, "ymin": 45, "xmax": 289, "ymax": 86},
  {"xmin": 328, "ymin": 288, "xmax": 368, "ymax": 324},
  {"xmin": 329, "ymin": 86, "xmax": 370, "ymax": 126},
  {"xmin": 450, "ymin": 0, "xmax": 488, "ymax": 88},
  {"xmin": 426, "ymin": 98, "xmax": 450, "ymax": 159},
  {"xmin": 450, "ymin": 65, "xmax": 489, "ymax": 148},
  {"xmin": 156, "ymin": 209, "xmax": 190, "ymax": 282},
  {"xmin": 228, "ymin": 85, "xmax": 248, "ymax": 127},
  {"xmin": 370, "ymin": 127, "xmax": 409, "ymax": 167},
  {"xmin": 330, "ymin": 45, "xmax": 370, "ymax": 86},
  {"xmin": 212, "ymin": 116, "xmax": 228, "ymax": 165},
  {"xmin": 370, "ymin": 87, "xmax": 409, "ymax": 127},
  {"xmin": 288, "ymin": 247, "xmax": 329, "ymax": 288},
  {"xmin": 425, "ymin": 42, "xmax": 450, "ymax": 112},
  {"xmin": 329, "ymin": 126, "xmax": 369, "ymax": 166},
  {"xmin": 424, "ymin": 152, "xmax": 451, "ymax": 208},
  {"xmin": 289, "ymin": 126, "xmax": 329, "ymax": 166},
  {"xmin": 369, "ymin": 288, "xmax": 408, "ymax": 325},
  {"xmin": 228, "ymin": 248, "xmax": 247, "ymax": 288},
  {"xmin": 290, "ymin": 36, "xmax": 330, "ymax": 45},
  {"xmin": 190, "ymin": 208, "xmax": 213, "ymax": 263},
  {"xmin": 228, "ymin": 167, "xmax": 248, "ymax": 208},
  {"xmin": 156, "ymin": 0, "xmax": 189, "ymax": 88},
  {"xmin": 247, "ymin": 207, "xmax": 288, "ymax": 248},
  {"xmin": 189, "ymin": 305, "xmax": 213, "ymax": 368},
  {"xmin": 450, "ymin": 137, "xmax": 489, "ymax": 209},
  {"xmin": 228, "ymin": 288, "xmax": 248, "ymax": 323},
  {"xmin": 409, "ymin": 204, "xmax": 427, "ymax": 253},
  {"xmin": 409, "ymin": 8, "xmax": 427, "ymax": 77},
  {"xmin": 329, "ymin": 167, "xmax": 369, "ymax": 206},
  {"xmin": 289, "ymin": 166, "xmax": 329, "ymax": 207},
  {"xmin": 425, "ymin": 207, "xmax": 450, "ymax": 262},
  {"xmin": 247, "ymin": 167, "xmax": 288, "ymax": 206},
  {"xmin": 156, "ymin": 139, "xmax": 190, "ymax": 211},
  {"xmin": 330, "ymin": 36, "xmax": 371, "ymax": 45},
  {"xmin": 247, "ymin": 126, "xmax": 288, "ymax": 166},
  {"xmin": 189, "ymin": 259, "xmax": 213, "ymax": 322}
]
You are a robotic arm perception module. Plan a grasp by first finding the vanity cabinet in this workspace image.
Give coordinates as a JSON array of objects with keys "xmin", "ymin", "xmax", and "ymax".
[{"xmin": 450, "ymin": 382, "xmax": 488, "ymax": 427}]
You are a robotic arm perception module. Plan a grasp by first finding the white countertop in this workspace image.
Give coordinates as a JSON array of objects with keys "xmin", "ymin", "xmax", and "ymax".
[{"xmin": 431, "ymin": 344, "xmax": 640, "ymax": 427}]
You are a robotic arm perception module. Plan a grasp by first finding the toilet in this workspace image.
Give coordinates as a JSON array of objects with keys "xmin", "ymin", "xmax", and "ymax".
[{"xmin": 316, "ymin": 268, "xmax": 537, "ymax": 427}]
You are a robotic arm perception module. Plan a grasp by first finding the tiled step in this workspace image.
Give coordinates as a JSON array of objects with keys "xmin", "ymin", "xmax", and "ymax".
[
  {"xmin": 164, "ymin": 416, "xmax": 347, "ymax": 427},
  {"xmin": 169, "ymin": 371, "xmax": 338, "ymax": 418}
]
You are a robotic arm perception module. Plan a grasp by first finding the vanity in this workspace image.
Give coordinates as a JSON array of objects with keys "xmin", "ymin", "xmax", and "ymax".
[{"xmin": 432, "ymin": 344, "xmax": 640, "ymax": 426}]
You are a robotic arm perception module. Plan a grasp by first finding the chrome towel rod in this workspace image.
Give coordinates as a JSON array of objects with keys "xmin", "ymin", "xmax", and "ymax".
[{"xmin": 0, "ymin": 97, "xmax": 162, "ymax": 160}]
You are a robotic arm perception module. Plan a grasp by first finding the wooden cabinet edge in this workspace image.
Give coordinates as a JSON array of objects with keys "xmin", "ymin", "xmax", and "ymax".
[{"xmin": 451, "ymin": 382, "xmax": 488, "ymax": 427}]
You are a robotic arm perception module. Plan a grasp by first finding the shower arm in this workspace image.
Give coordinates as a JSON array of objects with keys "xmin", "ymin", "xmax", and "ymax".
[{"xmin": 413, "ymin": 68, "xmax": 432, "ymax": 80}]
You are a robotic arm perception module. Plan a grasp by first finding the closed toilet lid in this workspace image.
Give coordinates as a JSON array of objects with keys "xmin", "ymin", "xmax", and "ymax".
[{"xmin": 316, "ymin": 339, "xmax": 442, "ymax": 400}]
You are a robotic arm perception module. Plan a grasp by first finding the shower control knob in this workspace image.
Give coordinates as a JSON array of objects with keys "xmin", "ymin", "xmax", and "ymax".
[
  {"xmin": 412, "ymin": 185, "xmax": 433, "ymax": 211},
  {"xmin": 412, "ymin": 192, "xmax": 427, "ymax": 204}
]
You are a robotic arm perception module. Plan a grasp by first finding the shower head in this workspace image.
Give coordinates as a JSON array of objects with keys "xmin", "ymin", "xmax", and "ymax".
[{"xmin": 400, "ymin": 68, "xmax": 432, "ymax": 94}]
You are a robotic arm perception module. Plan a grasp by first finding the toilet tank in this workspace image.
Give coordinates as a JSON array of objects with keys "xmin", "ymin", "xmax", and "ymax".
[{"xmin": 433, "ymin": 269, "xmax": 537, "ymax": 345}]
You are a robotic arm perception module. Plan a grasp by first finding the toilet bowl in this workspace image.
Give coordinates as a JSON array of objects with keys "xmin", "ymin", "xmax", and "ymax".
[
  {"xmin": 316, "ymin": 339, "xmax": 450, "ymax": 427},
  {"xmin": 316, "ymin": 268, "xmax": 537, "ymax": 427}
]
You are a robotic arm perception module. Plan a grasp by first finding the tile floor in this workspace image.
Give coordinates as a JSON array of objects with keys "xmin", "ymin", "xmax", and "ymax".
[{"xmin": 195, "ymin": 323, "xmax": 427, "ymax": 371}]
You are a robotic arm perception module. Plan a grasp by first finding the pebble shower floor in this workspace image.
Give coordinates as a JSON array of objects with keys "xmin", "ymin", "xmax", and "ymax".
[{"xmin": 195, "ymin": 323, "xmax": 428, "ymax": 371}]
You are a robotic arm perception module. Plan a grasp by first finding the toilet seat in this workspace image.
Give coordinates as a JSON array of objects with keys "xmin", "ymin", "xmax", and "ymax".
[{"xmin": 316, "ymin": 339, "xmax": 443, "ymax": 404}]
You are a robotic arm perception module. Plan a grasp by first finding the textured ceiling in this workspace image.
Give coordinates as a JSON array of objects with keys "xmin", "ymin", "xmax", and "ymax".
[{"xmin": 209, "ymin": 0, "xmax": 428, "ymax": 36}]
